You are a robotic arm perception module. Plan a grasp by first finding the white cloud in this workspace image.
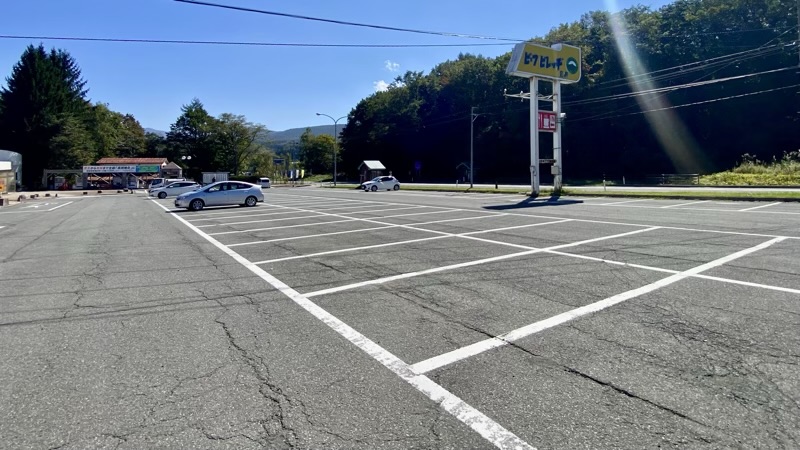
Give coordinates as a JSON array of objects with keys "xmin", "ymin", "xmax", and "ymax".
[
  {"xmin": 384, "ymin": 60, "xmax": 400, "ymax": 72},
  {"xmin": 373, "ymin": 80, "xmax": 390, "ymax": 92}
]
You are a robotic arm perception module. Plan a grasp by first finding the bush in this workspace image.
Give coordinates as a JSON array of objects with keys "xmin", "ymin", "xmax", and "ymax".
[{"xmin": 702, "ymin": 151, "xmax": 800, "ymax": 185}]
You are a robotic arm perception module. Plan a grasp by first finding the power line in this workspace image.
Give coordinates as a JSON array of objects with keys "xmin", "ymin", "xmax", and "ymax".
[
  {"xmin": 572, "ymin": 30, "xmax": 799, "ymax": 122},
  {"xmin": 173, "ymin": 0, "xmax": 524, "ymax": 42},
  {"xmin": 571, "ymin": 83, "xmax": 800, "ymax": 122},
  {"xmin": 650, "ymin": 26, "xmax": 796, "ymax": 38},
  {"xmin": 563, "ymin": 66, "xmax": 797, "ymax": 106},
  {"xmin": 0, "ymin": 35, "xmax": 511, "ymax": 48}
]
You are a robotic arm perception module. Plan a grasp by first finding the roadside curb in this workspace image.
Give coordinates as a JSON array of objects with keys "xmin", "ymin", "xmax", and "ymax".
[
  {"xmin": 562, "ymin": 191, "xmax": 800, "ymax": 202},
  {"xmin": 323, "ymin": 185, "xmax": 800, "ymax": 202}
]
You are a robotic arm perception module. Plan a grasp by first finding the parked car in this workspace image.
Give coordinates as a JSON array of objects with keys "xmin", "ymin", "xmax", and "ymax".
[
  {"xmin": 259, "ymin": 177, "xmax": 271, "ymax": 188},
  {"xmin": 361, "ymin": 176, "xmax": 400, "ymax": 191},
  {"xmin": 174, "ymin": 181, "xmax": 265, "ymax": 211},
  {"xmin": 149, "ymin": 181, "xmax": 201, "ymax": 199},
  {"xmin": 148, "ymin": 178, "xmax": 186, "ymax": 190}
]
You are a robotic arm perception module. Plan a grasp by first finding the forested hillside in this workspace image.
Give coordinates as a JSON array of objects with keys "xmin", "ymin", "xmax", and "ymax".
[{"xmin": 340, "ymin": 0, "xmax": 799, "ymax": 183}]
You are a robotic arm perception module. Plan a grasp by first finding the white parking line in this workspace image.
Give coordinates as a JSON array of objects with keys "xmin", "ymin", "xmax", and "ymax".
[
  {"xmin": 208, "ymin": 208, "xmax": 464, "ymax": 236},
  {"xmin": 544, "ymin": 249, "xmax": 800, "ymax": 295},
  {"xmin": 188, "ymin": 209, "xmax": 310, "ymax": 221},
  {"xmin": 595, "ymin": 199, "xmax": 649, "ymax": 206},
  {"xmin": 198, "ymin": 206, "xmax": 435, "ymax": 227},
  {"xmin": 409, "ymin": 237, "xmax": 785, "ymax": 374},
  {"xmin": 196, "ymin": 213, "xmax": 327, "ymax": 228},
  {"xmin": 254, "ymin": 219, "xmax": 571, "ymax": 265},
  {"xmin": 303, "ymin": 227, "xmax": 659, "ymax": 298},
  {"xmin": 186, "ymin": 200, "xmax": 366, "ymax": 217},
  {"xmin": 269, "ymin": 191, "xmax": 799, "ymax": 240},
  {"xmin": 660, "ymin": 200, "xmax": 710, "ymax": 209},
  {"xmin": 47, "ymin": 201, "xmax": 74, "ymax": 211},
  {"xmin": 152, "ymin": 199, "xmax": 534, "ymax": 450},
  {"xmin": 738, "ymin": 202, "xmax": 782, "ymax": 212},
  {"xmin": 208, "ymin": 218, "xmax": 358, "ymax": 236},
  {"xmin": 226, "ymin": 214, "xmax": 505, "ymax": 247}
]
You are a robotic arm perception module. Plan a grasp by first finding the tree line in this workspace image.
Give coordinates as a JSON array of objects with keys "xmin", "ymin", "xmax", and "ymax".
[
  {"xmin": 339, "ymin": 0, "xmax": 799, "ymax": 183},
  {"xmin": 0, "ymin": 45, "xmax": 288, "ymax": 187}
]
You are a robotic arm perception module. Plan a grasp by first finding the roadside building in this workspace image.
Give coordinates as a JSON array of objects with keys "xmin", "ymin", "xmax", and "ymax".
[
  {"xmin": 358, "ymin": 160, "xmax": 387, "ymax": 183},
  {"xmin": 0, "ymin": 149, "xmax": 22, "ymax": 192}
]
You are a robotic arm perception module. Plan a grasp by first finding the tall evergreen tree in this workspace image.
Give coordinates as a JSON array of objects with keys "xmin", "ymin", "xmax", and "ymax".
[
  {"xmin": 0, "ymin": 44, "xmax": 88, "ymax": 187},
  {"xmin": 166, "ymin": 98, "xmax": 216, "ymax": 179}
]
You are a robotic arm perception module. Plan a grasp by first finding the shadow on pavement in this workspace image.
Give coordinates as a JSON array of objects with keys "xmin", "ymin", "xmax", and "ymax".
[{"xmin": 483, "ymin": 193, "xmax": 583, "ymax": 211}]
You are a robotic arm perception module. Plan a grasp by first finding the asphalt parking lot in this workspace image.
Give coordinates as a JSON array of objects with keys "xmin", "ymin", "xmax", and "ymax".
[
  {"xmin": 155, "ymin": 189, "xmax": 800, "ymax": 448},
  {"xmin": 2, "ymin": 189, "xmax": 799, "ymax": 448}
]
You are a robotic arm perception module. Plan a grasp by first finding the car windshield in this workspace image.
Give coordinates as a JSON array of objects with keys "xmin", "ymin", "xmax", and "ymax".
[{"xmin": 371, "ymin": 177, "xmax": 382, "ymax": 182}]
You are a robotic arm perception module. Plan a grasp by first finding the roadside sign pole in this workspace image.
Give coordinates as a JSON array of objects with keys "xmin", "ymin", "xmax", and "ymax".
[
  {"xmin": 530, "ymin": 77, "xmax": 539, "ymax": 196},
  {"xmin": 553, "ymin": 80, "xmax": 563, "ymax": 194}
]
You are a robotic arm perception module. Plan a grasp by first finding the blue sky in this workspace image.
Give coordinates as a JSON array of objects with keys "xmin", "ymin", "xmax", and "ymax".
[{"xmin": 0, "ymin": 0, "xmax": 673, "ymax": 132}]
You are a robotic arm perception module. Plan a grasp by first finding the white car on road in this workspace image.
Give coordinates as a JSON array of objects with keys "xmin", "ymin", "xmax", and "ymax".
[
  {"xmin": 149, "ymin": 181, "xmax": 201, "ymax": 199},
  {"xmin": 174, "ymin": 181, "xmax": 265, "ymax": 211},
  {"xmin": 361, "ymin": 176, "xmax": 400, "ymax": 192}
]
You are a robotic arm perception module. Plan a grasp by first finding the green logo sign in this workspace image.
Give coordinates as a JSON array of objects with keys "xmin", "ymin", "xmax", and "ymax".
[
  {"xmin": 136, "ymin": 165, "xmax": 161, "ymax": 173},
  {"xmin": 566, "ymin": 57, "xmax": 579, "ymax": 75}
]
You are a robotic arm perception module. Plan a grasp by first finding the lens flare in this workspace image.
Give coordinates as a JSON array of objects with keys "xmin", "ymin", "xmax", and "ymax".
[{"xmin": 605, "ymin": 0, "xmax": 710, "ymax": 173}]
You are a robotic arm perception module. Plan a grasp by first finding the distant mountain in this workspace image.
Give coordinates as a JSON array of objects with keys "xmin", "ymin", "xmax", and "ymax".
[
  {"xmin": 268, "ymin": 125, "xmax": 338, "ymax": 143},
  {"xmin": 142, "ymin": 124, "xmax": 340, "ymax": 157},
  {"xmin": 144, "ymin": 128, "xmax": 167, "ymax": 137}
]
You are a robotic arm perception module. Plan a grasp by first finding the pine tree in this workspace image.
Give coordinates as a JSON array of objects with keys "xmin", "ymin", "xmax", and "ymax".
[{"xmin": 0, "ymin": 45, "xmax": 88, "ymax": 188}]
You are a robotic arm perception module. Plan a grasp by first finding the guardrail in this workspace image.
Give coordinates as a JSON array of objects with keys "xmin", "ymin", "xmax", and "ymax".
[{"xmin": 612, "ymin": 174, "xmax": 701, "ymax": 186}]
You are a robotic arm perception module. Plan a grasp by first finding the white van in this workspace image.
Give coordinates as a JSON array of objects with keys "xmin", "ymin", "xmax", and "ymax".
[{"xmin": 259, "ymin": 177, "xmax": 271, "ymax": 188}]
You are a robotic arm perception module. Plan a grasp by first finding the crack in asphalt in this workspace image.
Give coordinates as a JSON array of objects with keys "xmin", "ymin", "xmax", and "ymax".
[{"xmin": 212, "ymin": 304, "xmax": 298, "ymax": 448}]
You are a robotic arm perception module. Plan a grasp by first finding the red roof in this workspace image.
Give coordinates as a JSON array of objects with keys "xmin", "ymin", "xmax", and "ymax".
[{"xmin": 96, "ymin": 157, "xmax": 168, "ymax": 165}]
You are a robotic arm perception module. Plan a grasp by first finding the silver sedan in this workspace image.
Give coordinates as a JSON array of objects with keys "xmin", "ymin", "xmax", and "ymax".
[{"xmin": 174, "ymin": 181, "xmax": 265, "ymax": 211}]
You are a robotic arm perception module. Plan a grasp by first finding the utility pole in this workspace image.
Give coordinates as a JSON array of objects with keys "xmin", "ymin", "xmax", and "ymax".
[
  {"xmin": 530, "ymin": 77, "xmax": 540, "ymax": 196},
  {"xmin": 470, "ymin": 107, "xmax": 478, "ymax": 188}
]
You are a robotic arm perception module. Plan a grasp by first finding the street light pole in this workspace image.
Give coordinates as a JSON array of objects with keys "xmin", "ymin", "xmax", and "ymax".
[
  {"xmin": 470, "ymin": 107, "xmax": 481, "ymax": 189},
  {"xmin": 316, "ymin": 113, "xmax": 346, "ymax": 187}
]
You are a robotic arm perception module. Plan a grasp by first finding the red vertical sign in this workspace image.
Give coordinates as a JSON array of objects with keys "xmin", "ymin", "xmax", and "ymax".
[{"xmin": 538, "ymin": 111, "xmax": 557, "ymax": 132}]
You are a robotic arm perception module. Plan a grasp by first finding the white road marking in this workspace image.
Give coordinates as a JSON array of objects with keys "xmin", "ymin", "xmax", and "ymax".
[
  {"xmin": 187, "ymin": 203, "xmax": 399, "ymax": 222},
  {"xmin": 0, "ymin": 226, "xmax": 5, "ymax": 229},
  {"xmin": 226, "ymin": 214, "xmax": 505, "ymax": 247},
  {"xmin": 409, "ymin": 237, "xmax": 784, "ymax": 374},
  {"xmin": 189, "ymin": 209, "xmax": 316, "ymax": 221},
  {"xmin": 254, "ymin": 235, "xmax": 453, "ymax": 264},
  {"xmin": 303, "ymin": 227, "xmax": 659, "ymax": 298},
  {"xmin": 199, "ymin": 206, "xmax": 435, "ymax": 227},
  {"xmin": 268, "ymin": 191, "xmax": 799, "ymax": 240},
  {"xmin": 47, "ymin": 201, "xmax": 74, "ymax": 211},
  {"xmin": 186, "ymin": 200, "xmax": 365, "ymax": 217},
  {"xmin": 264, "ymin": 201, "xmax": 580, "ymax": 254},
  {"xmin": 196, "ymin": 213, "xmax": 329, "ymax": 228},
  {"xmin": 207, "ymin": 209, "xmax": 464, "ymax": 236},
  {"xmin": 738, "ymin": 202, "xmax": 783, "ymax": 212},
  {"xmin": 254, "ymin": 219, "xmax": 571, "ymax": 265},
  {"xmin": 208, "ymin": 218, "xmax": 358, "ymax": 236},
  {"xmin": 545, "ymin": 249, "xmax": 800, "ymax": 295},
  {"xmin": 660, "ymin": 200, "xmax": 710, "ymax": 209},
  {"xmin": 595, "ymin": 199, "xmax": 650, "ymax": 206},
  {"xmin": 152, "ymin": 199, "xmax": 534, "ymax": 450}
]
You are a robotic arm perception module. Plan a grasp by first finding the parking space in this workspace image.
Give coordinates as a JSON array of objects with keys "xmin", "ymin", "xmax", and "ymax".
[{"xmin": 152, "ymin": 189, "xmax": 800, "ymax": 449}]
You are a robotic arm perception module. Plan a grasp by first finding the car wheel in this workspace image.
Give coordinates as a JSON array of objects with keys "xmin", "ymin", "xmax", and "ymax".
[
  {"xmin": 393, "ymin": 184, "xmax": 400, "ymax": 191},
  {"xmin": 245, "ymin": 196, "xmax": 257, "ymax": 207},
  {"xmin": 370, "ymin": 185, "xmax": 378, "ymax": 192},
  {"xmin": 189, "ymin": 199, "xmax": 204, "ymax": 211},
  {"xmin": 158, "ymin": 191, "xmax": 167, "ymax": 199}
]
